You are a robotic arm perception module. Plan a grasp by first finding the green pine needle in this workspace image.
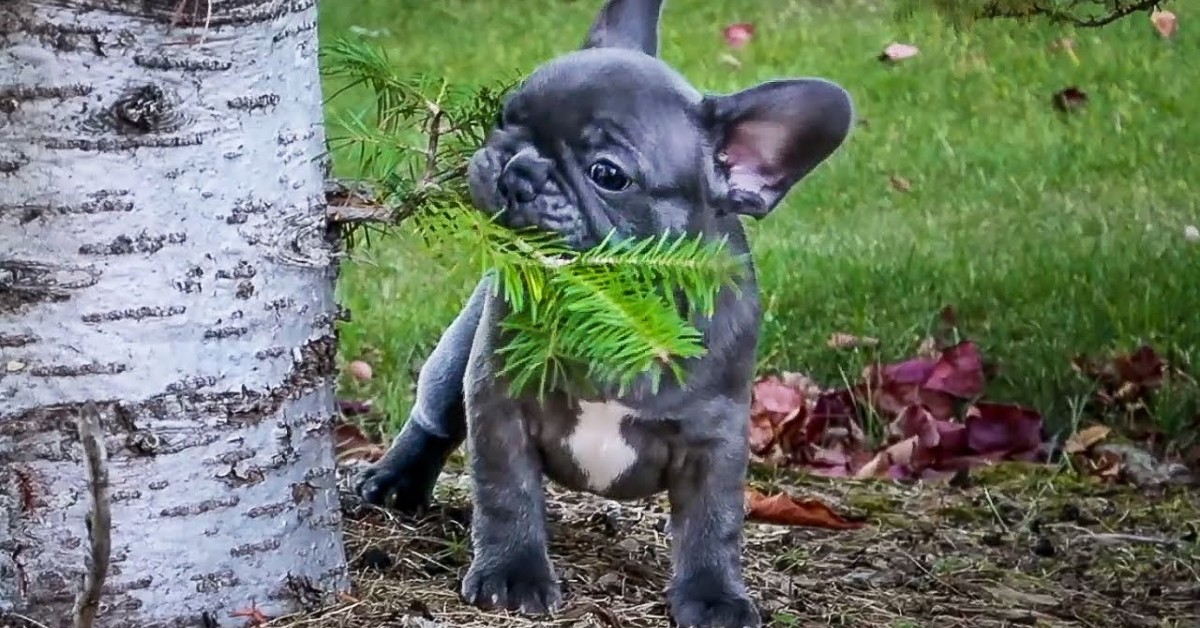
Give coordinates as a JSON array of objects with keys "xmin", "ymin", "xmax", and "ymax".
[{"xmin": 322, "ymin": 38, "xmax": 745, "ymax": 399}]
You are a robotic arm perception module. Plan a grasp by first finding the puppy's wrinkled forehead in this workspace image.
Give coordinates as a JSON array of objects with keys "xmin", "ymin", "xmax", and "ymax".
[{"xmin": 504, "ymin": 48, "xmax": 703, "ymax": 153}]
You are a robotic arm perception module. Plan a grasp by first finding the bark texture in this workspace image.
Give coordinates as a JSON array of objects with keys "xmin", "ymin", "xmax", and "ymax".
[{"xmin": 0, "ymin": 1, "xmax": 349, "ymax": 626}]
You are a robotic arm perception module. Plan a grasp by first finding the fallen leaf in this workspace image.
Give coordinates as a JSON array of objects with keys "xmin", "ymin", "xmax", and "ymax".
[
  {"xmin": 827, "ymin": 332, "xmax": 880, "ymax": 349},
  {"xmin": 334, "ymin": 421, "xmax": 385, "ymax": 463},
  {"xmin": 1151, "ymin": 10, "xmax": 1177, "ymax": 39},
  {"xmin": 744, "ymin": 489, "xmax": 865, "ymax": 530},
  {"xmin": 856, "ymin": 435, "xmax": 919, "ymax": 479},
  {"xmin": 780, "ymin": 371, "xmax": 821, "ymax": 397},
  {"xmin": 1052, "ymin": 86, "xmax": 1088, "ymax": 112},
  {"xmin": 748, "ymin": 411, "xmax": 779, "ymax": 456},
  {"xmin": 748, "ymin": 376, "xmax": 805, "ymax": 456},
  {"xmin": 964, "ymin": 402, "xmax": 1045, "ymax": 459},
  {"xmin": 1113, "ymin": 345, "xmax": 1165, "ymax": 389},
  {"xmin": 1064, "ymin": 424, "xmax": 1112, "ymax": 455},
  {"xmin": 923, "ymin": 340, "xmax": 985, "ymax": 399},
  {"xmin": 777, "ymin": 388, "xmax": 867, "ymax": 475},
  {"xmin": 753, "ymin": 376, "xmax": 804, "ymax": 415},
  {"xmin": 879, "ymin": 42, "xmax": 919, "ymax": 62},
  {"xmin": 888, "ymin": 405, "xmax": 941, "ymax": 449},
  {"xmin": 1086, "ymin": 448, "xmax": 1125, "ymax": 481},
  {"xmin": 722, "ymin": 22, "xmax": 754, "ymax": 49},
  {"xmin": 862, "ymin": 358, "xmax": 956, "ymax": 420},
  {"xmin": 347, "ymin": 360, "xmax": 373, "ymax": 381},
  {"xmin": 1072, "ymin": 345, "xmax": 1167, "ymax": 418},
  {"xmin": 889, "ymin": 175, "xmax": 912, "ymax": 192}
]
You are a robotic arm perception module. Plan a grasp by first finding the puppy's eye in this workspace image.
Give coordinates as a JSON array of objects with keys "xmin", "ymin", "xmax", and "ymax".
[{"xmin": 587, "ymin": 159, "xmax": 631, "ymax": 192}]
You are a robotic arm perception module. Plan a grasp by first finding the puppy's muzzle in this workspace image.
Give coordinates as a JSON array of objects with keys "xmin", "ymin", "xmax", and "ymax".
[{"xmin": 497, "ymin": 148, "xmax": 554, "ymax": 206}]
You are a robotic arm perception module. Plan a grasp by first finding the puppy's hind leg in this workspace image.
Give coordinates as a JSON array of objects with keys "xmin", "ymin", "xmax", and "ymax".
[
  {"xmin": 356, "ymin": 275, "xmax": 491, "ymax": 513},
  {"xmin": 665, "ymin": 420, "xmax": 761, "ymax": 628}
]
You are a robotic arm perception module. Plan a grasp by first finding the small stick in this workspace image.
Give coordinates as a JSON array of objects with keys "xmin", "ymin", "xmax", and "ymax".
[{"xmin": 72, "ymin": 401, "xmax": 111, "ymax": 628}]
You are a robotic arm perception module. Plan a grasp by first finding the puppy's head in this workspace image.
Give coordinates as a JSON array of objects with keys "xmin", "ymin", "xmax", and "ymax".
[{"xmin": 467, "ymin": 0, "xmax": 854, "ymax": 250}]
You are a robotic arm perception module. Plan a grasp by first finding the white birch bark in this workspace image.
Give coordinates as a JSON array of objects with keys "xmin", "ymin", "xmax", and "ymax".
[{"xmin": 0, "ymin": 1, "xmax": 350, "ymax": 625}]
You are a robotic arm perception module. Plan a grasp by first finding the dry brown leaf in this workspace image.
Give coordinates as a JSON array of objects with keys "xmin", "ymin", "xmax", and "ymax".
[
  {"xmin": 889, "ymin": 175, "xmax": 912, "ymax": 192},
  {"xmin": 827, "ymin": 332, "xmax": 880, "ymax": 349},
  {"xmin": 744, "ymin": 489, "xmax": 866, "ymax": 530},
  {"xmin": 854, "ymin": 436, "xmax": 919, "ymax": 478},
  {"xmin": 780, "ymin": 371, "xmax": 821, "ymax": 397},
  {"xmin": 1064, "ymin": 424, "xmax": 1111, "ymax": 455},
  {"xmin": 1151, "ymin": 10, "xmax": 1177, "ymax": 39},
  {"xmin": 1083, "ymin": 448, "xmax": 1125, "ymax": 482}
]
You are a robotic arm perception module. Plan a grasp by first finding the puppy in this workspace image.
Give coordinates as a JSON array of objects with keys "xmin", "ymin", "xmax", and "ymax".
[{"xmin": 357, "ymin": 1, "xmax": 854, "ymax": 625}]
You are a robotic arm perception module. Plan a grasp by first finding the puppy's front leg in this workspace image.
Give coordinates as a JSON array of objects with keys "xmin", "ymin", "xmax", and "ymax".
[
  {"xmin": 356, "ymin": 275, "xmax": 491, "ymax": 512},
  {"xmin": 460, "ymin": 393, "xmax": 561, "ymax": 615},
  {"xmin": 666, "ymin": 429, "xmax": 761, "ymax": 628}
]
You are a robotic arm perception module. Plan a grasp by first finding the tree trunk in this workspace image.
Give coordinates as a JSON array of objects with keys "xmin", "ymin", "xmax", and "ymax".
[{"xmin": 0, "ymin": 1, "xmax": 349, "ymax": 626}]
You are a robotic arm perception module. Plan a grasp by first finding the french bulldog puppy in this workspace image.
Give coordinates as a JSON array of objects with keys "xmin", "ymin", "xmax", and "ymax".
[{"xmin": 357, "ymin": 1, "xmax": 854, "ymax": 625}]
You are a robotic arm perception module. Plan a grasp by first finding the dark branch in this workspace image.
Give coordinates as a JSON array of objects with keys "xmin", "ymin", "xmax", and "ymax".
[{"xmin": 976, "ymin": 0, "xmax": 1163, "ymax": 28}]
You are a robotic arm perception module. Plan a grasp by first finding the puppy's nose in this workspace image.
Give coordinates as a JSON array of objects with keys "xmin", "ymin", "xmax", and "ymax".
[{"xmin": 497, "ymin": 149, "xmax": 552, "ymax": 205}]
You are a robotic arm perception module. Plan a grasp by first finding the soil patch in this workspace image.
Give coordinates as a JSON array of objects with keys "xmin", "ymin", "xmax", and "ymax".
[{"xmin": 278, "ymin": 463, "xmax": 1199, "ymax": 627}]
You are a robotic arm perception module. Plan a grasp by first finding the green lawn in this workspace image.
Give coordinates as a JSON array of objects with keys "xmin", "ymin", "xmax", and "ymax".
[{"xmin": 319, "ymin": 0, "xmax": 1198, "ymax": 445}]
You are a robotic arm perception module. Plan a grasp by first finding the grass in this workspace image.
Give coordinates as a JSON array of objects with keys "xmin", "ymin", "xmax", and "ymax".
[{"xmin": 319, "ymin": 0, "xmax": 1199, "ymax": 444}]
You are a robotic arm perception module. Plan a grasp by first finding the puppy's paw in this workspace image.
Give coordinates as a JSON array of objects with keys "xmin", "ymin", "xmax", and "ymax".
[
  {"xmin": 668, "ymin": 580, "xmax": 761, "ymax": 628},
  {"xmin": 355, "ymin": 423, "xmax": 460, "ymax": 513},
  {"xmin": 461, "ymin": 552, "xmax": 562, "ymax": 616},
  {"xmin": 354, "ymin": 461, "xmax": 436, "ymax": 513}
]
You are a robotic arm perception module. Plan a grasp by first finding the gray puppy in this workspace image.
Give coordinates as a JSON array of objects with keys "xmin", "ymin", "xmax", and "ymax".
[{"xmin": 357, "ymin": 1, "xmax": 853, "ymax": 625}]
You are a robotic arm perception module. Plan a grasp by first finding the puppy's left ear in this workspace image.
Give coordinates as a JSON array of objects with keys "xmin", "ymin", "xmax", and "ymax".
[
  {"xmin": 582, "ymin": 0, "xmax": 665, "ymax": 57},
  {"xmin": 704, "ymin": 78, "xmax": 854, "ymax": 218}
]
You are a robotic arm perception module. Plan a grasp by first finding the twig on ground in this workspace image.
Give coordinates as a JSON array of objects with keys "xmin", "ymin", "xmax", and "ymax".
[
  {"xmin": 982, "ymin": 487, "xmax": 1012, "ymax": 535},
  {"xmin": 72, "ymin": 401, "xmax": 111, "ymax": 628},
  {"xmin": 3, "ymin": 613, "xmax": 54, "ymax": 628}
]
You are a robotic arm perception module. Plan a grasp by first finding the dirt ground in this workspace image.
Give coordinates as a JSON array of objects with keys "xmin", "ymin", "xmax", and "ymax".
[{"xmin": 280, "ymin": 462, "xmax": 1199, "ymax": 628}]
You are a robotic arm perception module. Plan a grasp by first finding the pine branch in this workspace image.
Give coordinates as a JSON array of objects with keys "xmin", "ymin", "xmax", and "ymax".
[{"xmin": 320, "ymin": 38, "xmax": 744, "ymax": 399}]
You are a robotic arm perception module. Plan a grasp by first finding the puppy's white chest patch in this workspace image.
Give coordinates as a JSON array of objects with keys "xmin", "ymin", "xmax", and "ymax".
[{"xmin": 564, "ymin": 400, "xmax": 637, "ymax": 492}]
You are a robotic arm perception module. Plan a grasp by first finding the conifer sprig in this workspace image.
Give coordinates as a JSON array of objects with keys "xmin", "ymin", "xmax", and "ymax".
[{"xmin": 321, "ymin": 38, "xmax": 744, "ymax": 399}]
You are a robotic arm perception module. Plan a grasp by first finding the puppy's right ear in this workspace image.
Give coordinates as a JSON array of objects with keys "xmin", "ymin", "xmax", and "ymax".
[
  {"xmin": 581, "ymin": 0, "xmax": 665, "ymax": 57},
  {"xmin": 703, "ymin": 78, "xmax": 854, "ymax": 219}
]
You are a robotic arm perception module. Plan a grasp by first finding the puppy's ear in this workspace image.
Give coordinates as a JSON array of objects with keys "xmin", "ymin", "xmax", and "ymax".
[
  {"xmin": 704, "ymin": 78, "xmax": 854, "ymax": 218},
  {"xmin": 582, "ymin": 0, "xmax": 664, "ymax": 57}
]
